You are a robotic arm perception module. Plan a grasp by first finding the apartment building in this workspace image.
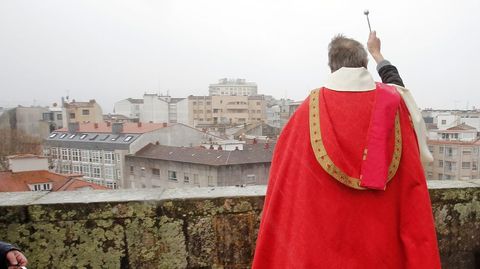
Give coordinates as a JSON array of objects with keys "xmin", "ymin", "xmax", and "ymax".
[
  {"xmin": 426, "ymin": 123, "xmax": 480, "ymax": 180},
  {"xmin": 44, "ymin": 122, "xmax": 171, "ymax": 188},
  {"xmin": 189, "ymin": 95, "xmax": 266, "ymax": 127},
  {"xmin": 209, "ymin": 78, "xmax": 258, "ymax": 96},
  {"xmin": 62, "ymin": 99, "xmax": 103, "ymax": 126},
  {"xmin": 125, "ymin": 143, "xmax": 273, "ymax": 189}
]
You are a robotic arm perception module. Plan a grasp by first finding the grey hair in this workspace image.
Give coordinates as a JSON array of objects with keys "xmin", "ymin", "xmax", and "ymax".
[{"xmin": 328, "ymin": 35, "xmax": 368, "ymax": 72}]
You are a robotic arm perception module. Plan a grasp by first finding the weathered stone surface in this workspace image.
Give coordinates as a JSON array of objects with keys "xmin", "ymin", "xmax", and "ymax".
[{"xmin": 0, "ymin": 182, "xmax": 478, "ymax": 269}]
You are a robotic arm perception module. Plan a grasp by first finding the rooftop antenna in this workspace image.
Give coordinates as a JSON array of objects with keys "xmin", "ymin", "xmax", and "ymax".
[{"xmin": 364, "ymin": 10, "xmax": 372, "ymax": 33}]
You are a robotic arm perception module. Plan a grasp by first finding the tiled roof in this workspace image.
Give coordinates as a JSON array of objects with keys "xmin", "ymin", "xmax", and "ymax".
[
  {"xmin": 56, "ymin": 122, "xmax": 166, "ymax": 134},
  {"xmin": 446, "ymin": 123, "xmax": 477, "ymax": 131},
  {"xmin": 0, "ymin": 170, "xmax": 108, "ymax": 192},
  {"xmin": 427, "ymin": 139, "xmax": 480, "ymax": 145},
  {"xmin": 131, "ymin": 143, "xmax": 274, "ymax": 166}
]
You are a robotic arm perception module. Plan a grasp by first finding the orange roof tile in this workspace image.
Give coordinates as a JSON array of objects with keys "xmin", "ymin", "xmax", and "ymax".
[
  {"xmin": 55, "ymin": 122, "xmax": 167, "ymax": 134},
  {"xmin": 0, "ymin": 170, "xmax": 108, "ymax": 192}
]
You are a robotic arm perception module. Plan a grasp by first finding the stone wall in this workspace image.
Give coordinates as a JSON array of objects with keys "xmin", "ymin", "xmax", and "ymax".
[{"xmin": 0, "ymin": 180, "xmax": 478, "ymax": 269}]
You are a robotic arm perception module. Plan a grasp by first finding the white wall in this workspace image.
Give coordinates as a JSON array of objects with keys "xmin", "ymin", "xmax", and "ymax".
[
  {"xmin": 140, "ymin": 95, "xmax": 169, "ymax": 123},
  {"xmin": 9, "ymin": 157, "xmax": 49, "ymax": 172},
  {"xmin": 437, "ymin": 114, "xmax": 459, "ymax": 130},
  {"xmin": 176, "ymin": 99, "xmax": 189, "ymax": 125}
]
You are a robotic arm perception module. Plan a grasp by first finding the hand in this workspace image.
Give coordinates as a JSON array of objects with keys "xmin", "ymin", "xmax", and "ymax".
[
  {"xmin": 6, "ymin": 250, "xmax": 28, "ymax": 268},
  {"xmin": 367, "ymin": 31, "xmax": 384, "ymax": 63}
]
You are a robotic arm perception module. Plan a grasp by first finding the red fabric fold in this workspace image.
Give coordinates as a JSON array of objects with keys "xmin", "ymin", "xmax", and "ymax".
[{"xmin": 359, "ymin": 83, "xmax": 401, "ymax": 190}]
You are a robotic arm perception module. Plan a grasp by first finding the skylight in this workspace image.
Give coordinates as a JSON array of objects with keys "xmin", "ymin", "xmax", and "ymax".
[
  {"xmin": 59, "ymin": 133, "xmax": 67, "ymax": 139},
  {"xmin": 49, "ymin": 133, "xmax": 57, "ymax": 138},
  {"xmin": 124, "ymin": 135, "xmax": 133, "ymax": 142}
]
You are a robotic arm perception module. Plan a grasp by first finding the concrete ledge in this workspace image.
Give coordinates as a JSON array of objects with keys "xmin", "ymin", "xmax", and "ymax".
[{"xmin": 0, "ymin": 181, "xmax": 478, "ymax": 268}]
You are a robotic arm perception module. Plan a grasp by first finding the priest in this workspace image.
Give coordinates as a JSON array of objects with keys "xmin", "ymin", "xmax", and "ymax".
[{"xmin": 252, "ymin": 32, "xmax": 441, "ymax": 268}]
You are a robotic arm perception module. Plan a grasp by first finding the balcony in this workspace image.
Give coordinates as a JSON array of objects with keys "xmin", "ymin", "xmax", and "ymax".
[{"xmin": 0, "ymin": 180, "xmax": 479, "ymax": 268}]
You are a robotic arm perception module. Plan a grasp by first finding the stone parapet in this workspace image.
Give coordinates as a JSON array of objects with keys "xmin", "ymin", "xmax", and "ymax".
[{"xmin": 0, "ymin": 181, "xmax": 478, "ymax": 268}]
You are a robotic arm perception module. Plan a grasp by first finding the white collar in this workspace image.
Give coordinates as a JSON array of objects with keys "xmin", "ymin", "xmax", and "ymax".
[{"xmin": 324, "ymin": 67, "xmax": 376, "ymax": 92}]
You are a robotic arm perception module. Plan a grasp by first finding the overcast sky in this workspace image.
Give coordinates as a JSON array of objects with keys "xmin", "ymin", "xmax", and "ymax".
[{"xmin": 1, "ymin": 0, "xmax": 479, "ymax": 112}]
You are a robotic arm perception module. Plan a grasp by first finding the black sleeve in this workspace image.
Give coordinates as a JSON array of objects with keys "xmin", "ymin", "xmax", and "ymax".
[
  {"xmin": 378, "ymin": 64, "xmax": 405, "ymax": 87},
  {"xmin": 0, "ymin": 241, "xmax": 19, "ymax": 269}
]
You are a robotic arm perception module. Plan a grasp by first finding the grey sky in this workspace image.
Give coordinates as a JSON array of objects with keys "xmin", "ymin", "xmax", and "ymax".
[{"xmin": 1, "ymin": 0, "xmax": 479, "ymax": 112}]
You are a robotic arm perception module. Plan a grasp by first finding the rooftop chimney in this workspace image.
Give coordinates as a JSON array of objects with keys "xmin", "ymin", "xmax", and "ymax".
[
  {"xmin": 112, "ymin": 122, "xmax": 124, "ymax": 134},
  {"xmin": 138, "ymin": 122, "xmax": 142, "ymax": 127},
  {"xmin": 162, "ymin": 122, "xmax": 168, "ymax": 127},
  {"xmin": 68, "ymin": 122, "xmax": 80, "ymax": 133},
  {"xmin": 94, "ymin": 123, "xmax": 99, "ymax": 129},
  {"xmin": 106, "ymin": 121, "xmax": 111, "ymax": 127}
]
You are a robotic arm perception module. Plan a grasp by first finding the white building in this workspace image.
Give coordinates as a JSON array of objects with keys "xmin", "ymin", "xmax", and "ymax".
[
  {"xmin": 113, "ymin": 98, "xmax": 144, "ymax": 120},
  {"xmin": 139, "ymin": 94, "xmax": 189, "ymax": 124},
  {"xmin": 209, "ymin": 78, "xmax": 258, "ymax": 96}
]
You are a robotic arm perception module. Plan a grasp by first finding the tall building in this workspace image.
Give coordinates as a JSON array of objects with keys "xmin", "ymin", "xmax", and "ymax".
[
  {"xmin": 209, "ymin": 78, "xmax": 258, "ymax": 96},
  {"xmin": 62, "ymin": 99, "xmax": 103, "ymax": 127},
  {"xmin": 189, "ymin": 95, "xmax": 266, "ymax": 127},
  {"xmin": 0, "ymin": 106, "xmax": 50, "ymax": 138},
  {"xmin": 140, "ymin": 94, "xmax": 188, "ymax": 124},
  {"xmin": 426, "ymin": 123, "xmax": 480, "ymax": 180}
]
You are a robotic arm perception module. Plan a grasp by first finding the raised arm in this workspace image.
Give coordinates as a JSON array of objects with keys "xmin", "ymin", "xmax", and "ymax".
[{"xmin": 367, "ymin": 31, "xmax": 405, "ymax": 87}]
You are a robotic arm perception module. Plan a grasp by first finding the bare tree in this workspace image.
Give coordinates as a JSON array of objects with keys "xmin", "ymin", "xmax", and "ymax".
[{"xmin": 0, "ymin": 128, "xmax": 42, "ymax": 170}]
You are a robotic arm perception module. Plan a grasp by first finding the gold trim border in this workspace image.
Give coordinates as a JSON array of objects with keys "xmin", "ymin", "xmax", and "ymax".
[{"xmin": 309, "ymin": 89, "xmax": 402, "ymax": 190}]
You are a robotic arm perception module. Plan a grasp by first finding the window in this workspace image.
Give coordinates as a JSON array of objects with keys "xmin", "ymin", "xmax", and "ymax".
[
  {"xmin": 463, "ymin": 148, "xmax": 472, "ymax": 155},
  {"xmin": 184, "ymin": 173, "xmax": 190, "ymax": 183},
  {"xmin": 72, "ymin": 149, "xmax": 80, "ymax": 162},
  {"xmin": 82, "ymin": 109, "xmax": 90, "ymax": 115},
  {"xmin": 106, "ymin": 181, "xmax": 118, "ymax": 189},
  {"xmin": 193, "ymin": 174, "xmax": 199, "ymax": 185},
  {"xmin": 124, "ymin": 135, "xmax": 133, "ymax": 142},
  {"xmin": 91, "ymin": 151, "xmax": 101, "ymax": 163},
  {"xmin": 168, "ymin": 170, "xmax": 177, "ymax": 181},
  {"xmin": 111, "ymin": 135, "xmax": 121, "ymax": 141},
  {"xmin": 51, "ymin": 148, "xmax": 58, "ymax": 159},
  {"xmin": 82, "ymin": 164, "xmax": 91, "ymax": 177},
  {"xmin": 62, "ymin": 163, "xmax": 71, "ymax": 173},
  {"xmin": 68, "ymin": 134, "xmax": 76, "ymax": 139},
  {"xmin": 116, "ymin": 169, "xmax": 121, "ymax": 180},
  {"xmin": 70, "ymin": 113, "xmax": 76, "ymax": 119},
  {"xmin": 59, "ymin": 133, "xmax": 68, "ymax": 139},
  {"xmin": 104, "ymin": 152, "xmax": 114, "ymax": 164},
  {"xmin": 61, "ymin": 148, "xmax": 69, "ymax": 160},
  {"xmin": 100, "ymin": 135, "xmax": 110, "ymax": 141},
  {"xmin": 130, "ymin": 166, "xmax": 134, "ymax": 174},
  {"xmin": 152, "ymin": 168, "xmax": 160, "ymax": 176},
  {"xmin": 49, "ymin": 133, "xmax": 57, "ymax": 138},
  {"xmin": 32, "ymin": 183, "xmax": 52, "ymax": 191},
  {"xmin": 72, "ymin": 164, "xmax": 81, "ymax": 174},
  {"xmin": 208, "ymin": 176, "xmax": 214, "ymax": 187},
  {"xmin": 441, "ymin": 120, "xmax": 446, "ymax": 124},
  {"xmin": 89, "ymin": 134, "xmax": 99, "ymax": 140},
  {"xmin": 80, "ymin": 134, "xmax": 88, "ymax": 140},
  {"xmin": 104, "ymin": 167, "xmax": 114, "ymax": 180},
  {"xmin": 92, "ymin": 165, "xmax": 101, "ymax": 178},
  {"xmin": 438, "ymin": 160, "xmax": 443, "ymax": 168},
  {"xmin": 56, "ymin": 114, "xmax": 62, "ymax": 120},
  {"xmin": 246, "ymin": 174, "xmax": 256, "ymax": 185},
  {"xmin": 473, "ymin": 162, "xmax": 478, "ymax": 170},
  {"xmin": 438, "ymin": 173, "xmax": 443, "ymax": 180},
  {"xmin": 80, "ymin": 150, "xmax": 90, "ymax": 162},
  {"xmin": 462, "ymin": 162, "xmax": 471, "ymax": 169}
]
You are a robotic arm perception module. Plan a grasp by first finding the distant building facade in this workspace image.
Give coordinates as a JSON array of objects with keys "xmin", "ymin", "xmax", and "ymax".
[
  {"xmin": 62, "ymin": 99, "xmax": 103, "ymax": 126},
  {"xmin": 209, "ymin": 78, "xmax": 258, "ymax": 96},
  {"xmin": 189, "ymin": 95, "xmax": 266, "ymax": 127},
  {"xmin": 113, "ymin": 98, "xmax": 144, "ymax": 121},
  {"xmin": 125, "ymin": 144, "xmax": 273, "ymax": 189},
  {"xmin": 43, "ymin": 122, "xmax": 223, "ymax": 188},
  {"xmin": 0, "ymin": 106, "xmax": 50, "ymax": 138},
  {"xmin": 140, "ymin": 94, "xmax": 188, "ymax": 124}
]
